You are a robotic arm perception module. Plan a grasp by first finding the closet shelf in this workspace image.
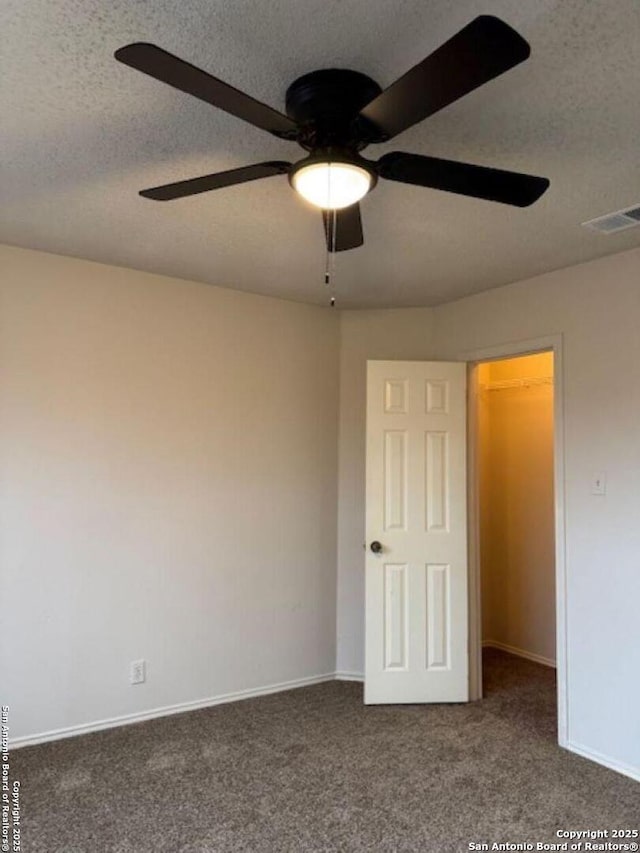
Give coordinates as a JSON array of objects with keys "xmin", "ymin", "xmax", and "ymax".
[{"xmin": 481, "ymin": 376, "xmax": 553, "ymax": 391}]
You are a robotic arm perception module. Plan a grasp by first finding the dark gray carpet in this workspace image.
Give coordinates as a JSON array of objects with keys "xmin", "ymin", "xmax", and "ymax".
[{"xmin": 12, "ymin": 649, "xmax": 639, "ymax": 852}]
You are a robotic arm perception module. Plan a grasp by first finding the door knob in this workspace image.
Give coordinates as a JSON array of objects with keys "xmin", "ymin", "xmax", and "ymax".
[{"xmin": 370, "ymin": 541, "xmax": 383, "ymax": 554}]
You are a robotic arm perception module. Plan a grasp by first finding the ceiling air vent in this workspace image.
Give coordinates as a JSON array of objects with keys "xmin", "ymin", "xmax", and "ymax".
[{"xmin": 582, "ymin": 204, "xmax": 640, "ymax": 234}]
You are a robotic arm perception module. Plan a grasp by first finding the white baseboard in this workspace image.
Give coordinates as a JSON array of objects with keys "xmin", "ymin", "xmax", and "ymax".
[
  {"xmin": 483, "ymin": 640, "xmax": 556, "ymax": 669},
  {"xmin": 11, "ymin": 670, "xmax": 640, "ymax": 786},
  {"xmin": 566, "ymin": 740, "xmax": 640, "ymax": 784},
  {"xmin": 10, "ymin": 672, "xmax": 335, "ymax": 749},
  {"xmin": 334, "ymin": 671, "xmax": 364, "ymax": 682}
]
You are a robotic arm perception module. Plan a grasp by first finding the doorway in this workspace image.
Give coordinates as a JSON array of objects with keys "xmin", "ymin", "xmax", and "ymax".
[
  {"xmin": 363, "ymin": 347, "xmax": 567, "ymax": 738},
  {"xmin": 475, "ymin": 351, "xmax": 557, "ymax": 719}
]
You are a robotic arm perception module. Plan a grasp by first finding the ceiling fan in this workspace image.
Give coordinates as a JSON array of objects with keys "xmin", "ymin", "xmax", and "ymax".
[{"xmin": 115, "ymin": 15, "xmax": 549, "ymax": 253}]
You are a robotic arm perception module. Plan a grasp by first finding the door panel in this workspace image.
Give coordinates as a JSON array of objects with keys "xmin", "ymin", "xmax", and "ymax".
[{"xmin": 365, "ymin": 361, "xmax": 468, "ymax": 704}]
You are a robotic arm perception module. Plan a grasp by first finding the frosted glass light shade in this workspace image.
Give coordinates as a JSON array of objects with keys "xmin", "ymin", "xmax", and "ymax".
[{"xmin": 292, "ymin": 161, "xmax": 372, "ymax": 210}]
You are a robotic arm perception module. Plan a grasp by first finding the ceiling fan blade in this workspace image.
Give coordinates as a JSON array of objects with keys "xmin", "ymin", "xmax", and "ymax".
[
  {"xmin": 377, "ymin": 152, "xmax": 549, "ymax": 207},
  {"xmin": 115, "ymin": 43, "xmax": 298, "ymax": 140},
  {"xmin": 359, "ymin": 16, "xmax": 530, "ymax": 141},
  {"xmin": 139, "ymin": 161, "xmax": 291, "ymax": 201},
  {"xmin": 322, "ymin": 204, "xmax": 364, "ymax": 252}
]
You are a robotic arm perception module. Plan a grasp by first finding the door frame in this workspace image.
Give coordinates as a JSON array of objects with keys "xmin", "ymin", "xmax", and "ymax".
[{"xmin": 461, "ymin": 334, "xmax": 568, "ymax": 748}]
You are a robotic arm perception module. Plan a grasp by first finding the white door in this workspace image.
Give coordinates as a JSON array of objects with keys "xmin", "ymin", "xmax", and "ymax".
[{"xmin": 365, "ymin": 360, "xmax": 468, "ymax": 704}]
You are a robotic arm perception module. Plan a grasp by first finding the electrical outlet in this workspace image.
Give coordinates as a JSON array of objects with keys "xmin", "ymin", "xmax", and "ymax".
[{"xmin": 130, "ymin": 659, "xmax": 146, "ymax": 685}]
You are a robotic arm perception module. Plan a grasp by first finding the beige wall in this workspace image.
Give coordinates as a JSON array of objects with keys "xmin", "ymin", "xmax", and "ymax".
[
  {"xmin": 0, "ymin": 244, "xmax": 340, "ymax": 741},
  {"xmin": 479, "ymin": 353, "xmax": 556, "ymax": 664}
]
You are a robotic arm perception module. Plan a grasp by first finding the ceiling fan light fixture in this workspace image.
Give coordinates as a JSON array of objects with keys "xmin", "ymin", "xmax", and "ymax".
[{"xmin": 291, "ymin": 159, "xmax": 374, "ymax": 210}]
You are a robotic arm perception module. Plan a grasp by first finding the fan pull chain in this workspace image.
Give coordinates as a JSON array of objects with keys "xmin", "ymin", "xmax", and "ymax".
[
  {"xmin": 323, "ymin": 229, "xmax": 336, "ymax": 305},
  {"xmin": 323, "ymin": 163, "xmax": 338, "ymax": 307},
  {"xmin": 324, "ymin": 230, "xmax": 331, "ymax": 290},
  {"xmin": 329, "ymin": 207, "xmax": 337, "ymax": 307},
  {"xmin": 323, "ymin": 211, "xmax": 337, "ymax": 306}
]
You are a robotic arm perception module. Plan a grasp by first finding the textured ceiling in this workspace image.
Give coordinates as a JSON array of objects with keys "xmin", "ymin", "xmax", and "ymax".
[{"xmin": 2, "ymin": 0, "xmax": 640, "ymax": 307}]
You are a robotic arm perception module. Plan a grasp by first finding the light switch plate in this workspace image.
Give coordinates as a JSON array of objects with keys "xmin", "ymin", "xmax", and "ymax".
[
  {"xmin": 130, "ymin": 659, "xmax": 146, "ymax": 685},
  {"xmin": 591, "ymin": 472, "xmax": 606, "ymax": 495}
]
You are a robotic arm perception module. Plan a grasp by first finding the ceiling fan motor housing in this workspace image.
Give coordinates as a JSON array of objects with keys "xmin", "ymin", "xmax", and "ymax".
[{"xmin": 285, "ymin": 68, "xmax": 383, "ymax": 151}]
